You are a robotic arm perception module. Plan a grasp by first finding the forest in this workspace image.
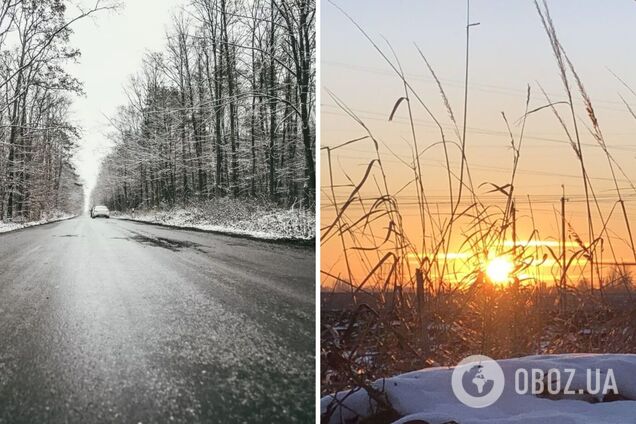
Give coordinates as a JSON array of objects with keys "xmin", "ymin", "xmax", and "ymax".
[
  {"xmin": 0, "ymin": 1, "xmax": 107, "ymax": 222},
  {"xmin": 93, "ymin": 0, "xmax": 316, "ymax": 214}
]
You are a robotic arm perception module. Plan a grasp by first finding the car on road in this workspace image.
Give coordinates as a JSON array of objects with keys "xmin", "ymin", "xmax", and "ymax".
[{"xmin": 91, "ymin": 205, "xmax": 110, "ymax": 218}]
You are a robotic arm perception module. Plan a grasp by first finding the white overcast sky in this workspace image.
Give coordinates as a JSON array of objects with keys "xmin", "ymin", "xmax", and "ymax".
[{"xmin": 67, "ymin": 0, "xmax": 182, "ymax": 203}]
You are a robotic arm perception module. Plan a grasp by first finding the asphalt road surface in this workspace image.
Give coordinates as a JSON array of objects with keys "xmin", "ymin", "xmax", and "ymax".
[{"xmin": 0, "ymin": 216, "xmax": 314, "ymax": 423}]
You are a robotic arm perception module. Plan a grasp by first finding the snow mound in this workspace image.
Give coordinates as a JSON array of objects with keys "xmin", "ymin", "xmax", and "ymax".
[
  {"xmin": 114, "ymin": 199, "xmax": 315, "ymax": 241},
  {"xmin": 0, "ymin": 211, "xmax": 75, "ymax": 234},
  {"xmin": 322, "ymin": 354, "xmax": 636, "ymax": 424}
]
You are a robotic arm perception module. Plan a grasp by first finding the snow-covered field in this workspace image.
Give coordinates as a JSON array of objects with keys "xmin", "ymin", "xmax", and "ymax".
[
  {"xmin": 113, "ymin": 200, "xmax": 315, "ymax": 241},
  {"xmin": 322, "ymin": 354, "xmax": 636, "ymax": 424},
  {"xmin": 0, "ymin": 211, "xmax": 75, "ymax": 234}
]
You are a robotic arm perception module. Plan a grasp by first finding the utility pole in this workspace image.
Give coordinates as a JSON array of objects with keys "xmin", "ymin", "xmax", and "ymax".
[
  {"xmin": 590, "ymin": 242, "xmax": 594, "ymax": 295},
  {"xmin": 560, "ymin": 185, "xmax": 567, "ymax": 312},
  {"xmin": 511, "ymin": 199, "xmax": 517, "ymax": 258},
  {"xmin": 415, "ymin": 268, "xmax": 427, "ymax": 354},
  {"xmin": 457, "ymin": 0, "xmax": 479, "ymax": 209}
]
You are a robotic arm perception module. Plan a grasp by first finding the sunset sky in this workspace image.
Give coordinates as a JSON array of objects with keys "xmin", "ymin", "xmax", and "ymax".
[{"xmin": 321, "ymin": 1, "xmax": 636, "ymax": 288}]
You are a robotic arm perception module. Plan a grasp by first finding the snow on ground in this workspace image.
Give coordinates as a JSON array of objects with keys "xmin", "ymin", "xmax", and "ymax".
[
  {"xmin": 113, "ymin": 200, "xmax": 315, "ymax": 241},
  {"xmin": 322, "ymin": 354, "xmax": 636, "ymax": 424},
  {"xmin": 0, "ymin": 211, "xmax": 75, "ymax": 234}
]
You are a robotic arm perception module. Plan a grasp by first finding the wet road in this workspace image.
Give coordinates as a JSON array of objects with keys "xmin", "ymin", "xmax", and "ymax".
[{"xmin": 0, "ymin": 217, "xmax": 314, "ymax": 423}]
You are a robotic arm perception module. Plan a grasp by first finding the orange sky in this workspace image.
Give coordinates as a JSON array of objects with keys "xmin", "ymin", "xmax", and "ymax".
[{"xmin": 320, "ymin": 1, "xmax": 636, "ymax": 291}]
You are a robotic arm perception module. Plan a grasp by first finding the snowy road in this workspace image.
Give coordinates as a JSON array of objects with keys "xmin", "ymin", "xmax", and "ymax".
[{"xmin": 0, "ymin": 216, "xmax": 314, "ymax": 423}]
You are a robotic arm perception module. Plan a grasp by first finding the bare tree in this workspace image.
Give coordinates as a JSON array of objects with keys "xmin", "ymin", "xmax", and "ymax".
[
  {"xmin": 0, "ymin": 0, "xmax": 114, "ymax": 220},
  {"xmin": 94, "ymin": 0, "xmax": 316, "ymax": 211}
]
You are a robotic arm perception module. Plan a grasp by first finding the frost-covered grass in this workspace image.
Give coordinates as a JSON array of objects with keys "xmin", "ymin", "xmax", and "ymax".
[
  {"xmin": 0, "ymin": 210, "xmax": 75, "ymax": 234},
  {"xmin": 114, "ymin": 198, "xmax": 315, "ymax": 241},
  {"xmin": 322, "ymin": 354, "xmax": 636, "ymax": 424}
]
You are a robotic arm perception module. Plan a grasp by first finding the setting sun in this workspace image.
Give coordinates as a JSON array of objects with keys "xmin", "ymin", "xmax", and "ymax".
[{"xmin": 486, "ymin": 256, "xmax": 514, "ymax": 284}]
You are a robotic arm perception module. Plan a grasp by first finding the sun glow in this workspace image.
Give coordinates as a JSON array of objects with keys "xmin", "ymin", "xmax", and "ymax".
[{"xmin": 485, "ymin": 256, "xmax": 514, "ymax": 284}]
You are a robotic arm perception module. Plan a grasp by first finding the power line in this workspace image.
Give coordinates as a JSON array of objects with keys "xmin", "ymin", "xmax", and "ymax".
[
  {"xmin": 321, "ymin": 106, "xmax": 636, "ymax": 153},
  {"xmin": 324, "ymin": 151, "xmax": 636, "ymax": 185},
  {"xmin": 322, "ymin": 60, "xmax": 635, "ymax": 110}
]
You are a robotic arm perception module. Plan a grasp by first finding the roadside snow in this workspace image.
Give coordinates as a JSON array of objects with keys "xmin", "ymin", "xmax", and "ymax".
[
  {"xmin": 322, "ymin": 354, "xmax": 636, "ymax": 424},
  {"xmin": 113, "ymin": 201, "xmax": 315, "ymax": 241},
  {"xmin": 0, "ymin": 211, "xmax": 75, "ymax": 234}
]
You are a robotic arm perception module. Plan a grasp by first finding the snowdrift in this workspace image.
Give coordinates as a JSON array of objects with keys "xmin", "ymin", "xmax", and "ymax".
[
  {"xmin": 113, "ymin": 199, "xmax": 315, "ymax": 241},
  {"xmin": 321, "ymin": 354, "xmax": 636, "ymax": 424},
  {"xmin": 0, "ymin": 211, "xmax": 75, "ymax": 234}
]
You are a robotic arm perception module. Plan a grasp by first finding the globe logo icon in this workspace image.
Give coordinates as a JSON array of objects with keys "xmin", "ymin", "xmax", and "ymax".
[
  {"xmin": 462, "ymin": 364, "xmax": 495, "ymax": 397},
  {"xmin": 451, "ymin": 355, "xmax": 505, "ymax": 408}
]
